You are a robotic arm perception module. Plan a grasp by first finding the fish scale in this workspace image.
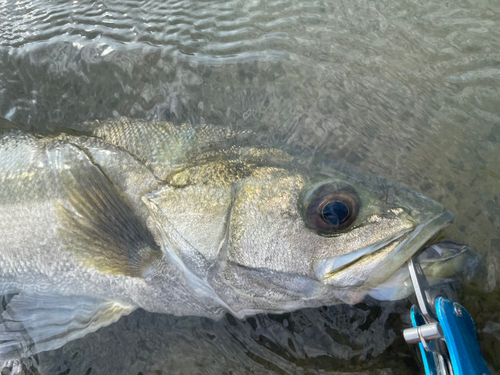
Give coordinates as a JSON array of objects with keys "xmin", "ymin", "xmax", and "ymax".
[{"xmin": 0, "ymin": 117, "xmax": 465, "ymax": 361}]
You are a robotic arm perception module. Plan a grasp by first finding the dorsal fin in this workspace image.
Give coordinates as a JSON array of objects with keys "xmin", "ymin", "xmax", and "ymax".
[
  {"xmin": 0, "ymin": 117, "xmax": 21, "ymax": 131},
  {"xmin": 74, "ymin": 118, "xmax": 245, "ymax": 180},
  {"xmin": 56, "ymin": 143, "xmax": 163, "ymax": 277}
]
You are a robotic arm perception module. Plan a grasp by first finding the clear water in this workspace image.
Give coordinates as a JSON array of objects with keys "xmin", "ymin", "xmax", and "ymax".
[{"xmin": 1, "ymin": 0, "xmax": 500, "ymax": 373}]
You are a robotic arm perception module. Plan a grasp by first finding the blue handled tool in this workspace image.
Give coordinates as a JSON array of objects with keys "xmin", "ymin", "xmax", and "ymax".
[{"xmin": 403, "ymin": 255, "xmax": 492, "ymax": 375}]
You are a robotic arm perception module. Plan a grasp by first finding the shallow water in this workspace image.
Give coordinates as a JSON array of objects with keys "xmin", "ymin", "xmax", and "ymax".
[{"xmin": 1, "ymin": 0, "xmax": 500, "ymax": 373}]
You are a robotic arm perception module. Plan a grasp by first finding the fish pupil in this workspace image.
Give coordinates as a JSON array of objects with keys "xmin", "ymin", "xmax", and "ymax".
[{"xmin": 322, "ymin": 201, "xmax": 349, "ymax": 226}]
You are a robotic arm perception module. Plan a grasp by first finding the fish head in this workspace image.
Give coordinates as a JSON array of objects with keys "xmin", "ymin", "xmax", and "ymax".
[
  {"xmin": 143, "ymin": 149, "xmax": 453, "ymax": 317},
  {"xmin": 309, "ymin": 159, "xmax": 455, "ymax": 302}
]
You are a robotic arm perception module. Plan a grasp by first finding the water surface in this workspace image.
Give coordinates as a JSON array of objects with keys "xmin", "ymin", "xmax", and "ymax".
[{"xmin": 1, "ymin": 0, "xmax": 500, "ymax": 373}]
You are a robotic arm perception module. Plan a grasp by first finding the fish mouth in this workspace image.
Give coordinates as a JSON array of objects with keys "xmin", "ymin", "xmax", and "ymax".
[{"xmin": 317, "ymin": 210, "xmax": 455, "ymax": 286}]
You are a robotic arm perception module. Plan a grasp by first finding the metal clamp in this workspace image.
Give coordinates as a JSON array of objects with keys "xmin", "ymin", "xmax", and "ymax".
[
  {"xmin": 403, "ymin": 244, "xmax": 493, "ymax": 375},
  {"xmin": 403, "ymin": 255, "xmax": 454, "ymax": 375},
  {"xmin": 406, "ymin": 257, "xmax": 437, "ymax": 323},
  {"xmin": 404, "ymin": 322, "xmax": 444, "ymax": 345}
]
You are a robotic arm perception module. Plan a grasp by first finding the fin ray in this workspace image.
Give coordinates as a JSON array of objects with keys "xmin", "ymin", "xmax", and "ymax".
[
  {"xmin": 0, "ymin": 292, "xmax": 134, "ymax": 360},
  {"xmin": 0, "ymin": 117, "xmax": 21, "ymax": 131},
  {"xmin": 57, "ymin": 143, "xmax": 163, "ymax": 277}
]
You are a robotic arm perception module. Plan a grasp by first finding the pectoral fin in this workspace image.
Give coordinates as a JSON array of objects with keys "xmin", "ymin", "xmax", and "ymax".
[
  {"xmin": 0, "ymin": 292, "xmax": 134, "ymax": 360},
  {"xmin": 56, "ymin": 143, "xmax": 163, "ymax": 277}
]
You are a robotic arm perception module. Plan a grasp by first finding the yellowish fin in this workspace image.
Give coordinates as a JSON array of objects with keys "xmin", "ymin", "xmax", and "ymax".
[{"xmin": 56, "ymin": 143, "xmax": 163, "ymax": 277}]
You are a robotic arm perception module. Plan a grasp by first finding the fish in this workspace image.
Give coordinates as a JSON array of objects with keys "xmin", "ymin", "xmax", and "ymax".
[{"xmin": 0, "ymin": 116, "xmax": 458, "ymax": 360}]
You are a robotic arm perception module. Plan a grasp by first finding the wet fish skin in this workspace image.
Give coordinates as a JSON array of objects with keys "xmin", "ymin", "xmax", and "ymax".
[
  {"xmin": 0, "ymin": 117, "xmax": 454, "ymax": 359},
  {"xmin": 0, "ymin": 127, "xmax": 217, "ymax": 313}
]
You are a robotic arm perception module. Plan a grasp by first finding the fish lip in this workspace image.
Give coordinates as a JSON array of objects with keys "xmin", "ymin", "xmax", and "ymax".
[
  {"xmin": 315, "ymin": 229, "xmax": 412, "ymax": 280},
  {"xmin": 317, "ymin": 209, "xmax": 455, "ymax": 282}
]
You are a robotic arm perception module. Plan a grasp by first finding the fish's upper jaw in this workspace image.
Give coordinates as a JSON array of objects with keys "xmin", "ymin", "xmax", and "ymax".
[
  {"xmin": 315, "ymin": 228, "xmax": 412, "ymax": 281},
  {"xmin": 318, "ymin": 209, "xmax": 455, "ymax": 290}
]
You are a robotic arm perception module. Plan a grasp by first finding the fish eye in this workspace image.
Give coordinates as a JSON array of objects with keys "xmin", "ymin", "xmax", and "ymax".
[
  {"xmin": 322, "ymin": 201, "xmax": 349, "ymax": 225},
  {"xmin": 303, "ymin": 183, "xmax": 360, "ymax": 234}
]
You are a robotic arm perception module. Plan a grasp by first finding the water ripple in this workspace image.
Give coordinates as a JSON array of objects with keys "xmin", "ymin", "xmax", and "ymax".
[{"xmin": 2, "ymin": 0, "xmax": 500, "ymax": 373}]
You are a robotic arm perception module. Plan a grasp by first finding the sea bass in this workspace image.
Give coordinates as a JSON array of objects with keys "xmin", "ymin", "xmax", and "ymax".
[{"xmin": 0, "ymin": 117, "xmax": 456, "ymax": 359}]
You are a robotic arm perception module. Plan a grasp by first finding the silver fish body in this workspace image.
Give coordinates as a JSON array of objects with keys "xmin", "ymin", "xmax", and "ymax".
[{"xmin": 0, "ymin": 117, "xmax": 455, "ymax": 359}]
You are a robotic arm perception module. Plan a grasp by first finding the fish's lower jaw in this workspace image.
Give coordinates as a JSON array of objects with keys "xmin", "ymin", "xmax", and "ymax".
[{"xmin": 333, "ymin": 288, "xmax": 367, "ymax": 305}]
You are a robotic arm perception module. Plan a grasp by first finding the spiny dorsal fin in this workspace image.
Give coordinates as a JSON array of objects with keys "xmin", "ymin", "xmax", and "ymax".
[
  {"xmin": 56, "ymin": 143, "xmax": 163, "ymax": 277},
  {"xmin": 0, "ymin": 117, "xmax": 21, "ymax": 131},
  {"xmin": 75, "ymin": 118, "xmax": 246, "ymax": 180},
  {"xmin": 0, "ymin": 292, "xmax": 134, "ymax": 360}
]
